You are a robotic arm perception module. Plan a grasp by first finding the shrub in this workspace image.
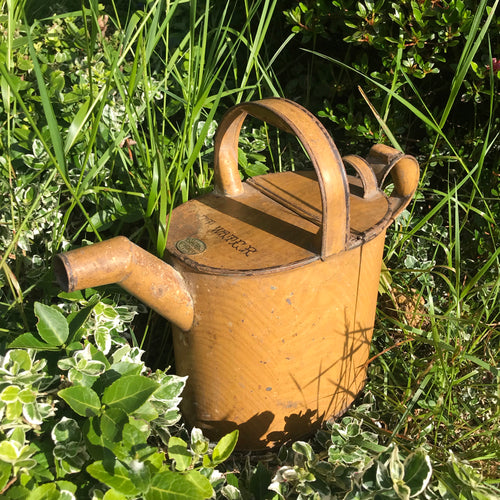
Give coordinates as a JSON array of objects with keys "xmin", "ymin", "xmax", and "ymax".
[
  {"xmin": 0, "ymin": 297, "xmax": 239, "ymax": 498},
  {"xmin": 282, "ymin": 0, "xmax": 499, "ymax": 154}
]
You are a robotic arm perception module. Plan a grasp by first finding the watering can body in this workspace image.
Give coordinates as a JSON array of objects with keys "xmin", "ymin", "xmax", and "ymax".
[{"xmin": 55, "ymin": 98, "xmax": 419, "ymax": 450}]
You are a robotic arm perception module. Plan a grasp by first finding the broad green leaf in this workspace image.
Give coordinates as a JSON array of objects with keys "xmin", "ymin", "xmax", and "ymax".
[
  {"xmin": 1, "ymin": 385, "xmax": 20, "ymax": 402},
  {"xmin": 404, "ymin": 449, "xmax": 432, "ymax": 496},
  {"xmin": 35, "ymin": 302, "xmax": 69, "ymax": 346},
  {"xmin": 249, "ymin": 462, "xmax": 273, "ymax": 500},
  {"xmin": 4, "ymin": 485, "xmax": 30, "ymax": 498},
  {"xmin": 292, "ymin": 441, "xmax": 314, "ymax": 462},
  {"xmin": 100, "ymin": 408, "xmax": 128, "ymax": 444},
  {"xmin": 0, "ymin": 441, "xmax": 20, "ymax": 463},
  {"xmin": 243, "ymin": 161, "xmax": 268, "ymax": 177},
  {"xmin": 154, "ymin": 375, "xmax": 187, "ymax": 401},
  {"xmin": 5, "ymin": 349, "xmax": 32, "ymax": 371},
  {"xmin": 27, "ymin": 483, "xmax": 60, "ymax": 500},
  {"xmin": 95, "ymin": 362, "xmax": 143, "ymax": 394},
  {"xmin": 168, "ymin": 436, "xmax": 192, "ymax": 472},
  {"xmin": 103, "ymin": 489, "xmax": 128, "ymax": 500},
  {"xmin": 133, "ymin": 401, "xmax": 159, "ymax": 422},
  {"xmin": 17, "ymin": 388, "xmax": 35, "ymax": 405},
  {"xmin": 58, "ymin": 357, "xmax": 76, "ymax": 371},
  {"xmin": 53, "ymin": 442, "xmax": 82, "ymax": 460},
  {"xmin": 161, "ymin": 408, "xmax": 182, "ymax": 427},
  {"xmin": 122, "ymin": 421, "xmax": 155, "ymax": 460},
  {"xmin": 146, "ymin": 451, "xmax": 165, "ymax": 473},
  {"xmin": 10, "ymin": 428, "xmax": 25, "ymax": 446},
  {"xmin": 9, "ymin": 332, "xmax": 54, "ymax": 350},
  {"xmin": 220, "ymin": 484, "xmax": 241, "ymax": 500},
  {"xmin": 79, "ymin": 359, "xmax": 107, "ymax": 377},
  {"xmin": 0, "ymin": 461, "xmax": 12, "ymax": 493},
  {"xmin": 59, "ymin": 386, "xmax": 101, "ymax": 417},
  {"xmin": 83, "ymin": 418, "xmax": 110, "ymax": 460},
  {"xmin": 87, "ymin": 460, "xmax": 140, "ymax": 496},
  {"xmin": 95, "ymin": 328, "xmax": 112, "ymax": 354},
  {"xmin": 67, "ymin": 368, "xmax": 100, "ymax": 388},
  {"xmin": 393, "ymin": 479, "xmax": 411, "ymax": 500},
  {"xmin": 212, "ymin": 430, "xmax": 239, "ymax": 466},
  {"xmin": 108, "ymin": 361, "xmax": 144, "ymax": 378},
  {"xmin": 376, "ymin": 461, "xmax": 392, "ymax": 489},
  {"xmin": 23, "ymin": 402, "xmax": 43, "ymax": 426},
  {"xmin": 55, "ymin": 480, "xmax": 77, "ymax": 495},
  {"xmin": 128, "ymin": 459, "xmax": 152, "ymax": 494},
  {"xmin": 15, "ymin": 458, "xmax": 38, "ymax": 471},
  {"xmin": 52, "ymin": 417, "xmax": 82, "ymax": 444},
  {"xmin": 146, "ymin": 469, "xmax": 213, "ymax": 500},
  {"xmin": 6, "ymin": 400, "xmax": 22, "ymax": 420},
  {"xmin": 102, "ymin": 375, "xmax": 158, "ymax": 413},
  {"xmin": 389, "ymin": 445, "xmax": 404, "ymax": 482},
  {"xmin": 226, "ymin": 472, "xmax": 239, "ymax": 488},
  {"xmin": 190, "ymin": 428, "xmax": 209, "ymax": 455},
  {"xmin": 7, "ymin": 441, "xmax": 31, "ymax": 463}
]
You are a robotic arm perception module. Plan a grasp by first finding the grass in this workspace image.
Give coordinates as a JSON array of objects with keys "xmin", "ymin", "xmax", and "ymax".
[
  {"xmin": 0, "ymin": 0, "xmax": 499, "ymax": 497},
  {"xmin": 343, "ymin": 0, "xmax": 500, "ymax": 474}
]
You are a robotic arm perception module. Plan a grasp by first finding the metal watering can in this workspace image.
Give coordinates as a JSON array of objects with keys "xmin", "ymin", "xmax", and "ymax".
[{"xmin": 54, "ymin": 98, "xmax": 419, "ymax": 449}]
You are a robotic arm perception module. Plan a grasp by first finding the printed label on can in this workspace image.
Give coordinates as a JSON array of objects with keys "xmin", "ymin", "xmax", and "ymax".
[{"xmin": 176, "ymin": 237, "xmax": 207, "ymax": 255}]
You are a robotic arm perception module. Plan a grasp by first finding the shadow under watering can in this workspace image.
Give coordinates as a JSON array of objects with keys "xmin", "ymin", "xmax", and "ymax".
[{"xmin": 54, "ymin": 98, "xmax": 419, "ymax": 450}]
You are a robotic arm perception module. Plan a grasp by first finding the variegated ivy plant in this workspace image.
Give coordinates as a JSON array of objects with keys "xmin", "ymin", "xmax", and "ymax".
[{"xmin": 0, "ymin": 294, "xmax": 238, "ymax": 499}]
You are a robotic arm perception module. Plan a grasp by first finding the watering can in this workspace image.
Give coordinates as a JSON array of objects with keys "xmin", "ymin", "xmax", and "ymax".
[{"xmin": 54, "ymin": 98, "xmax": 419, "ymax": 450}]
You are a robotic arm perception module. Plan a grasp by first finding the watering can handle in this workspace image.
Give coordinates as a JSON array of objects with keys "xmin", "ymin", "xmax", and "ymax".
[
  {"xmin": 213, "ymin": 98, "xmax": 350, "ymax": 259},
  {"xmin": 342, "ymin": 148, "xmax": 419, "ymax": 215}
]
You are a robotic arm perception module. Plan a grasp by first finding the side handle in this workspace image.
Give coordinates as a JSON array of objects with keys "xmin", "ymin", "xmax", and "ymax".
[{"xmin": 366, "ymin": 144, "xmax": 420, "ymax": 217}]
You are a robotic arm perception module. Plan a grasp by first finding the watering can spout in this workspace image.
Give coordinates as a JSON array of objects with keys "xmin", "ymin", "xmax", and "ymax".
[{"xmin": 54, "ymin": 236, "xmax": 194, "ymax": 331}]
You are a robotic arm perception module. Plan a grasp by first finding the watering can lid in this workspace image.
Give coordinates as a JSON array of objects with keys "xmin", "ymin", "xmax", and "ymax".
[{"xmin": 165, "ymin": 99, "xmax": 419, "ymax": 276}]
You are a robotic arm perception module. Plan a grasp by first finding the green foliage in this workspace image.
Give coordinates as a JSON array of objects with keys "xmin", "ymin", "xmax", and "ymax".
[
  {"xmin": 269, "ymin": 438, "xmax": 434, "ymax": 499},
  {"xmin": 283, "ymin": 0, "xmax": 499, "ymax": 157},
  {"xmin": 233, "ymin": 397, "xmax": 499, "ymax": 499},
  {"xmin": 285, "ymin": 0, "xmax": 475, "ymax": 77},
  {"xmin": 0, "ymin": 0, "xmax": 498, "ymax": 498},
  {"xmin": 0, "ymin": 0, "xmax": 286, "ymax": 324},
  {"xmin": 280, "ymin": 9, "xmax": 500, "ymax": 491},
  {"xmin": 0, "ymin": 299, "xmax": 237, "ymax": 498}
]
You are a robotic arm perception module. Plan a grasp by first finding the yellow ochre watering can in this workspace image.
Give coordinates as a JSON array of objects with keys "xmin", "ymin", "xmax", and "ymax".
[{"xmin": 54, "ymin": 98, "xmax": 419, "ymax": 449}]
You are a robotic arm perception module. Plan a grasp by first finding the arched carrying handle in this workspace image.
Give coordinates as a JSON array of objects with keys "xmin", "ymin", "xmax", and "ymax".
[{"xmin": 213, "ymin": 98, "xmax": 350, "ymax": 259}]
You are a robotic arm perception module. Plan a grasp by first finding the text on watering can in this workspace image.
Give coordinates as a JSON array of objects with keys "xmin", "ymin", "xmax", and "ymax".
[{"xmin": 201, "ymin": 214, "xmax": 258, "ymax": 257}]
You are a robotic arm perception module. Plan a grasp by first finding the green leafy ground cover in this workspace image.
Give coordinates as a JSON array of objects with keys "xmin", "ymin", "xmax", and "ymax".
[{"xmin": 0, "ymin": 0, "xmax": 498, "ymax": 498}]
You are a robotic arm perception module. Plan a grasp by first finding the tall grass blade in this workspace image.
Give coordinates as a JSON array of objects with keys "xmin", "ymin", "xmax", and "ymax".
[
  {"xmin": 236, "ymin": 0, "xmax": 277, "ymax": 103},
  {"xmin": 358, "ymin": 85, "xmax": 401, "ymax": 150},
  {"xmin": 26, "ymin": 23, "xmax": 66, "ymax": 173},
  {"xmin": 64, "ymin": 98, "xmax": 91, "ymax": 154},
  {"xmin": 439, "ymin": 0, "xmax": 498, "ymax": 128}
]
